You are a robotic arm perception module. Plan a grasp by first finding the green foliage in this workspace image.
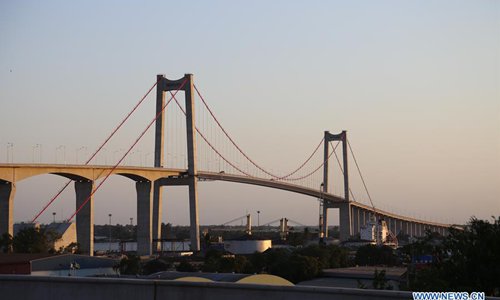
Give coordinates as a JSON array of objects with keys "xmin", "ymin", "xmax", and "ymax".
[
  {"xmin": 142, "ymin": 259, "xmax": 170, "ymax": 275},
  {"xmin": 58, "ymin": 242, "xmax": 80, "ymax": 254},
  {"xmin": 177, "ymin": 260, "xmax": 196, "ymax": 272},
  {"xmin": 269, "ymin": 253, "xmax": 320, "ymax": 283},
  {"xmin": 355, "ymin": 245, "xmax": 398, "ymax": 266},
  {"xmin": 401, "ymin": 230, "xmax": 443, "ymax": 261},
  {"xmin": 408, "ymin": 217, "xmax": 500, "ymax": 296},
  {"xmin": 119, "ymin": 255, "xmax": 141, "ymax": 275},
  {"xmin": 297, "ymin": 244, "xmax": 350, "ymax": 270},
  {"xmin": 0, "ymin": 233, "xmax": 13, "ymax": 253},
  {"xmin": 410, "ymin": 266, "xmax": 449, "ymax": 291},
  {"xmin": 12, "ymin": 228, "xmax": 57, "ymax": 253},
  {"xmin": 249, "ymin": 251, "xmax": 266, "ymax": 273},
  {"xmin": 233, "ymin": 256, "xmax": 251, "ymax": 273},
  {"xmin": 372, "ymin": 269, "xmax": 393, "ymax": 290},
  {"xmin": 199, "ymin": 244, "xmax": 352, "ymax": 283}
]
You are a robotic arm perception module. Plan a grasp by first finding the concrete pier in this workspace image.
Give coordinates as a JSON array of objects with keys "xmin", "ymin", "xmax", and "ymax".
[
  {"xmin": 137, "ymin": 181, "xmax": 153, "ymax": 256},
  {"xmin": 0, "ymin": 181, "xmax": 15, "ymax": 237},
  {"xmin": 75, "ymin": 180, "xmax": 94, "ymax": 256}
]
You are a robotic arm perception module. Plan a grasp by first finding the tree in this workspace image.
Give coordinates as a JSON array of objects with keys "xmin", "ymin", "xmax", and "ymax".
[
  {"xmin": 269, "ymin": 253, "xmax": 320, "ymax": 283},
  {"xmin": 327, "ymin": 244, "xmax": 350, "ymax": 268},
  {"xmin": 296, "ymin": 244, "xmax": 350, "ymax": 270},
  {"xmin": 12, "ymin": 228, "xmax": 57, "ymax": 253},
  {"xmin": 177, "ymin": 260, "xmax": 196, "ymax": 272},
  {"xmin": 0, "ymin": 233, "xmax": 12, "ymax": 253},
  {"xmin": 56, "ymin": 242, "xmax": 80, "ymax": 254},
  {"xmin": 372, "ymin": 269, "xmax": 393, "ymax": 290},
  {"xmin": 355, "ymin": 245, "xmax": 398, "ymax": 266},
  {"xmin": 408, "ymin": 217, "xmax": 500, "ymax": 296},
  {"xmin": 440, "ymin": 217, "xmax": 500, "ymax": 295},
  {"xmin": 119, "ymin": 255, "xmax": 141, "ymax": 275},
  {"xmin": 143, "ymin": 259, "xmax": 170, "ymax": 275}
]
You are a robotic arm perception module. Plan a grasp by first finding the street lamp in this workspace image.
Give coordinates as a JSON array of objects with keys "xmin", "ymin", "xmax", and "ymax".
[
  {"xmin": 145, "ymin": 153, "xmax": 152, "ymax": 166},
  {"xmin": 113, "ymin": 148, "xmax": 124, "ymax": 163},
  {"xmin": 319, "ymin": 183, "xmax": 324, "ymax": 241},
  {"xmin": 56, "ymin": 145, "xmax": 66, "ymax": 164},
  {"xmin": 76, "ymin": 146, "xmax": 87, "ymax": 164},
  {"xmin": 101, "ymin": 147, "xmax": 108, "ymax": 165},
  {"xmin": 6, "ymin": 143, "xmax": 14, "ymax": 163},
  {"xmin": 257, "ymin": 210, "xmax": 261, "ymax": 227},
  {"xmin": 108, "ymin": 213, "xmax": 112, "ymax": 252},
  {"xmin": 32, "ymin": 144, "xmax": 41, "ymax": 163},
  {"xmin": 52, "ymin": 212, "xmax": 56, "ymax": 223}
]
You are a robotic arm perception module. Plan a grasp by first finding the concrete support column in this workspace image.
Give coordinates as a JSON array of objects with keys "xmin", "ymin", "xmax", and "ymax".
[
  {"xmin": 352, "ymin": 207, "xmax": 358, "ymax": 235},
  {"xmin": 357, "ymin": 207, "xmax": 361, "ymax": 234},
  {"xmin": 152, "ymin": 181, "xmax": 162, "ymax": 251},
  {"xmin": 322, "ymin": 131, "xmax": 330, "ymax": 239},
  {"xmin": 137, "ymin": 181, "xmax": 153, "ymax": 256},
  {"xmin": 339, "ymin": 202, "xmax": 352, "ymax": 241},
  {"xmin": 75, "ymin": 180, "xmax": 94, "ymax": 256},
  {"xmin": 322, "ymin": 204, "xmax": 328, "ymax": 238},
  {"xmin": 361, "ymin": 210, "xmax": 366, "ymax": 228},
  {"xmin": 184, "ymin": 74, "xmax": 200, "ymax": 252},
  {"xmin": 188, "ymin": 177, "xmax": 200, "ymax": 251},
  {"xmin": 153, "ymin": 74, "xmax": 166, "ymax": 251},
  {"xmin": 0, "ymin": 181, "xmax": 15, "ymax": 237}
]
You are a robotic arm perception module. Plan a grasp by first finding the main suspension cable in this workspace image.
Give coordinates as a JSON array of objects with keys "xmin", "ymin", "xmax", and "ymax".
[
  {"xmin": 170, "ymin": 92, "xmax": 253, "ymax": 177},
  {"xmin": 284, "ymin": 141, "xmax": 340, "ymax": 181},
  {"xmin": 194, "ymin": 84, "xmax": 324, "ymax": 180}
]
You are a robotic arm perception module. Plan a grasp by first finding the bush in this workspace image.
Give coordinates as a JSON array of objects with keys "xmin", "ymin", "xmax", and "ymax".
[
  {"xmin": 355, "ymin": 245, "xmax": 398, "ymax": 266},
  {"xmin": 119, "ymin": 255, "xmax": 141, "ymax": 275},
  {"xmin": 142, "ymin": 259, "xmax": 170, "ymax": 275}
]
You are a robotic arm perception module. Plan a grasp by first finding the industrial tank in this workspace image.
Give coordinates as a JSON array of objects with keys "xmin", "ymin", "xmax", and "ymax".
[{"xmin": 223, "ymin": 239, "xmax": 272, "ymax": 254}]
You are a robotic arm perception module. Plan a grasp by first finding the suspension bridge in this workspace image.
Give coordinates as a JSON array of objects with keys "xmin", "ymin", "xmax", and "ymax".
[{"xmin": 0, "ymin": 74, "xmax": 451, "ymax": 256}]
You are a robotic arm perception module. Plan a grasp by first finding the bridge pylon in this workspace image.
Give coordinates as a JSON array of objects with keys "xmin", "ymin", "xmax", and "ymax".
[
  {"xmin": 321, "ymin": 130, "xmax": 351, "ymax": 241},
  {"xmin": 153, "ymin": 74, "xmax": 200, "ymax": 254}
]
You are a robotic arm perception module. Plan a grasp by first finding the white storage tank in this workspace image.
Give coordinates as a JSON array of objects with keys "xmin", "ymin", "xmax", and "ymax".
[{"xmin": 223, "ymin": 239, "xmax": 272, "ymax": 254}]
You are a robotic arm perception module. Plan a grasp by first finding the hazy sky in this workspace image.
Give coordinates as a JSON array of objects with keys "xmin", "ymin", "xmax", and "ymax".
[{"xmin": 1, "ymin": 1, "xmax": 498, "ymax": 226}]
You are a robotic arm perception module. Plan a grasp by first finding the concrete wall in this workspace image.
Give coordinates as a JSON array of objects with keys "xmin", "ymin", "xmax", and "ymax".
[{"xmin": 0, "ymin": 275, "xmax": 427, "ymax": 300}]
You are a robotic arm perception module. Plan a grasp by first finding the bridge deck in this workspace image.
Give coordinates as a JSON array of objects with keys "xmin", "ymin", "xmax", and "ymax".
[{"xmin": 0, "ymin": 163, "xmax": 450, "ymax": 228}]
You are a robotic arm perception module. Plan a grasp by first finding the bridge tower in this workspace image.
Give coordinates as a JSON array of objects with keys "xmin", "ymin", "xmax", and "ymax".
[
  {"xmin": 153, "ymin": 74, "xmax": 200, "ymax": 253},
  {"xmin": 321, "ymin": 130, "xmax": 352, "ymax": 241}
]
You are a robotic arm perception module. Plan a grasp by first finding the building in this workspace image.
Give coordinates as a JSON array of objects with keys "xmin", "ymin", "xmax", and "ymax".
[
  {"xmin": 13, "ymin": 222, "xmax": 40, "ymax": 235},
  {"xmin": 45, "ymin": 222, "xmax": 77, "ymax": 251},
  {"xmin": 0, "ymin": 254, "xmax": 117, "ymax": 276}
]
